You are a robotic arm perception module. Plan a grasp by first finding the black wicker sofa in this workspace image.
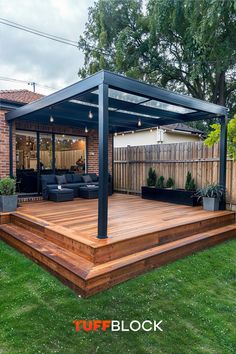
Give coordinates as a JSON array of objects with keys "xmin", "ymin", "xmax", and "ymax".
[{"xmin": 41, "ymin": 173, "xmax": 112, "ymax": 200}]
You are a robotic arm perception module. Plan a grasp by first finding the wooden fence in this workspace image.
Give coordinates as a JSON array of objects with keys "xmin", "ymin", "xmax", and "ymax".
[{"xmin": 114, "ymin": 142, "xmax": 236, "ymax": 206}]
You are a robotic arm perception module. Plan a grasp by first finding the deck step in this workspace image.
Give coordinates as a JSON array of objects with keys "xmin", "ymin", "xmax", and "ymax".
[
  {"xmin": 0, "ymin": 223, "xmax": 93, "ymax": 295},
  {"xmin": 10, "ymin": 213, "xmax": 96, "ymax": 263},
  {"xmin": 85, "ymin": 224, "xmax": 236, "ymax": 295},
  {"xmin": 10, "ymin": 211, "xmax": 236, "ymax": 265},
  {"xmin": 0, "ymin": 222, "xmax": 235, "ymax": 297}
]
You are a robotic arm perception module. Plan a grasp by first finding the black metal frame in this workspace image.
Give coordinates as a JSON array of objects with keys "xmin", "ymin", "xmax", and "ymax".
[
  {"xmin": 9, "ymin": 121, "xmax": 13, "ymax": 178},
  {"xmin": 6, "ymin": 70, "xmax": 229, "ymax": 238},
  {"xmin": 98, "ymin": 83, "xmax": 109, "ymax": 238},
  {"xmin": 219, "ymin": 116, "xmax": 228, "ymax": 209}
]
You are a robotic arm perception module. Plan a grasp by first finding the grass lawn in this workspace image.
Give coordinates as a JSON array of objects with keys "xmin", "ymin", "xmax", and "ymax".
[{"xmin": 0, "ymin": 240, "xmax": 235, "ymax": 354}]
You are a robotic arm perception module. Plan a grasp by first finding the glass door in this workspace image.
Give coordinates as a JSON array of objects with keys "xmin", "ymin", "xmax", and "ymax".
[{"xmin": 16, "ymin": 130, "xmax": 38, "ymax": 194}]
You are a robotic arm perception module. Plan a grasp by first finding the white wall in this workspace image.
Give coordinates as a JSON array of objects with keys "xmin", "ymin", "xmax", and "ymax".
[{"xmin": 114, "ymin": 128, "xmax": 201, "ymax": 148}]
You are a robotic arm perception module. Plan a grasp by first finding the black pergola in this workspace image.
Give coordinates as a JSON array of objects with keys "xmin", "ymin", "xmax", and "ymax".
[{"xmin": 6, "ymin": 70, "xmax": 228, "ymax": 238}]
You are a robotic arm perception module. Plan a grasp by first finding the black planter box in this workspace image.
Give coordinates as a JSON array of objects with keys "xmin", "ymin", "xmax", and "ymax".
[{"xmin": 141, "ymin": 186, "xmax": 200, "ymax": 206}]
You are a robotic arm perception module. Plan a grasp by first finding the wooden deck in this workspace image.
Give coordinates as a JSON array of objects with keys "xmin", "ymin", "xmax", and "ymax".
[{"xmin": 0, "ymin": 194, "xmax": 236, "ymax": 296}]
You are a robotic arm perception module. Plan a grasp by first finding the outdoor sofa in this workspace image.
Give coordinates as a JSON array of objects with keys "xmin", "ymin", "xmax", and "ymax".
[{"xmin": 41, "ymin": 173, "xmax": 112, "ymax": 200}]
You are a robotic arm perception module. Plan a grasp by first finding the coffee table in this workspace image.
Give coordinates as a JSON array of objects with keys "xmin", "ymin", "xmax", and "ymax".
[
  {"xmin": 78, "ymin": 186, "xmax": 99, "ymax": 199},
  {"xmin": 49, "ymin": 188, "xmax": 74, "ymax": 202}
]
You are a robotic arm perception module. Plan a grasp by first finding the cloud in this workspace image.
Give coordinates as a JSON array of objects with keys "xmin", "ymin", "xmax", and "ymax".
[{"xmin": 0, "ymin": 0, "xmax": 95, "ymax": 94}]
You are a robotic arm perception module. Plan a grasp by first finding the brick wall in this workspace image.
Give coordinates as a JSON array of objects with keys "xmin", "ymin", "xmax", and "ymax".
[
  {"xmin": 0, "ymin": 113, "xmax": 113, "ymax": 177},
  {"xmin": 0, "ymin": 110, "xmax": 16, "ymax": 178}
]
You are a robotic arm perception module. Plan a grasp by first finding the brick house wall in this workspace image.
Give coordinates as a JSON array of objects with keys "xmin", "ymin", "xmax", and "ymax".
[
  {"xmin": 0, "ymin": 110, "xmax": 16, "ymax": 178},
  {"xmin": 0, "ymin": 110, "xmax": 113, "ymax": 178}
]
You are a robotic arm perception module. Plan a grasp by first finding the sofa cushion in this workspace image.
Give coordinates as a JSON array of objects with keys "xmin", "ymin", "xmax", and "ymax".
[
  {"xmin": 41, "ymin": 175, "xmax": 56, "ymax": 185},
  {"xmin": 89, "ymin": 173, "xmax": 98, "ymax": 182},
  {"xmin": 63, "ymin": 183, "xmax": 81, "ymax": 189},
  {"xmin": 47, "ymin": 184, "xmax": 59, "ymax": 190},
  {"xmin": 82, "ymin": 175, "xmax": 93, "ymax": 183},
  {"xmin": 65, "ymin": 174, "xmax": 73, "ymax": 183},
  {"xmin": 72, "ymin": 174, "xmax": 83, "ymax": 183},
  {"xmin": 56, "ymin": 175, "xmax": 67, "ymax": 185}
]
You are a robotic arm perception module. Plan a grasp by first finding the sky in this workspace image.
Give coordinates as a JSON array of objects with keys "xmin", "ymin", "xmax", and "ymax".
[{"xmin": 0, "ymin": 0, "xmax": 95, "ymax": 95}]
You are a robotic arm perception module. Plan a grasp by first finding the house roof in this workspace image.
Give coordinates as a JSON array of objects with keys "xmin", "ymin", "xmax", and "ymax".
[
  {"xmin": 0, "ymin": 89, "xmax": 43, "ymax": 104},
  {"xmin": 163, "ymin": 123, "xmax": 203, "ymax": 134}
]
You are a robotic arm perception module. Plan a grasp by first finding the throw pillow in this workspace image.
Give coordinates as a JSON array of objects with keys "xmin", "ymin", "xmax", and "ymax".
[
  {"xmin": 56, "ymin": 175, "xmax": 67, "ymax": 185},
  {"xmin": 82, "ymin": 175, "xmax": 93, "ymax": 183}
]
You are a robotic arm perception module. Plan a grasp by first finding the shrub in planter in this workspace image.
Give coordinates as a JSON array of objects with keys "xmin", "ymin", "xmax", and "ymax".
[
  {"xmin": 0, "ymin": 177, "xmax": 17, "ymax": 212},
  {"xmin": 195, "ymin": 184, "xmax": 225, "ymax": 211},
  {"xmin": 185, "ymin": 171, "xmax": 196, "ymax": 191},
  {"xmin": 147, "ymin": 167, "xmax": 157, "ymax": 187},
  {"xmin": 156, "ymin": 176, "xmax": 165, "ymax": 188},
  {"xmin": 166, "ymin": 177, "xmax": 174, "ymax": 189}
]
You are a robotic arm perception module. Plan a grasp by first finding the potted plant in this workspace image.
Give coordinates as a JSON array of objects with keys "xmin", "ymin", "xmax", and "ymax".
[
  {"xmin": 147, "ymin": 167, "xmax": 157, "ymax": 187},
  {"xmin": 156, "ymin": 176, "xmax": 165, "ymax": 188},
  {"xmin": 142, "ymin": 171, "xmax": 200, "ymax": 206},
  {"xmin": 166, "ymin": 177, "xmax": 175, "ymax": 189},
  {"xmin": 0, "ymin": 177, "xmax": 17, "ymax": 212},
  {"xmin": 195, "ymin": 184, "xmax": 225, "ymax": 211},
  {"xmin": 185, "ymin": 171, "xmax": 196, "ymax": 191}
]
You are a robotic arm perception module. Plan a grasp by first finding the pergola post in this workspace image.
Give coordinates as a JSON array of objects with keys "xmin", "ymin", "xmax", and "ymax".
[
  {"xmin": 97, "ymin": 83, "xmax": 109, "ymax": 239},
  {"xmin": 52, "ymin": 133, "xmax": 56, "ymax": 173},
  {"xmin": 9, "ymin": 121, "xmax": 13, "ymax": 178},
  {"xmin": 219, "ymin": 115, "xmax": 228, "ymax": 210},
  {"xmin": 36, "ymin": 132, "xmax": 40, "ymax": 194}
]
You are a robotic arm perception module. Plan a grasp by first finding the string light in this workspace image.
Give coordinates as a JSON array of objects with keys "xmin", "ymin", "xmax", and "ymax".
[
  {"xmin": 49, "ymin": 115, "xmax": 54, "ymax": 123},
  {"xmin": 88, "ymin": 110, "xmax": 93, "ymax": 119},
  {"xmin": 138, "ymin": 118, "xmax": 142, "ymax": 127},
  {"xmin": 85, "ymin": 126, "xmax": 88, "ymax": 133}
]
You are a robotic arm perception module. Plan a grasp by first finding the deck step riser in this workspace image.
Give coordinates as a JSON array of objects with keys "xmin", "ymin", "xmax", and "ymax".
[
  {"xmin": 0, "ymin": 228, "xmax": 87, "ymax": 294},
  {"xmin": 11, "ymin": 213, "xmax": 235, "ymax": 265},
  {"xmin": 158, "ymin": 214, "xmax": 235, "ymax": 245},
  {"xmin": 1, "ymin": 223, "xmax": 235, "ymax": 297},
  {"xmin": 0, "ymin": 214, "xmax": 11, "ymax": 225},
  {"xmin": 93, "ymin": 214, "xmax": 235, "ymax": 264},
  {"xmin": 11, "ymin": 214, "xmax": 94, "ymax": 263},
  {"xmin": 86, "ymin": 229, "xmax": 236, "ymax": 296},
  {"xmin": 44, "ymin": 228, "xmax": 94, "ymax": 263}
]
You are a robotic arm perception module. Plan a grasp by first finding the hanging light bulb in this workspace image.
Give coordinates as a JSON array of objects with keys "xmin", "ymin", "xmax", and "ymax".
[
  {"xmin": 88, "ymin": 110, "xmax": 93, "ymax": 119},
  {"xmin": 122, "ymin": 133, "xmax": 125, "ymax": 136},
  {"xmin": 49, "ymin": 115, "xmax": 54, "ymax": 123},
  {"xmin": 137, "ymin": 118, "xmax": 142, "ymax": 127},
  {"xmin": 85, "ymin": 126, "xmax": 89, "ymax": 133},
  {"xmin": 114, "ymin": 132, "xmax": 118, "ymax": 136},
  {"xmin": 150, "ymin": 128, "xmax": 153, "ymax": 132},
  {"xmin": 131, "ymin": 131, "xmax": 134, "ymax": 134}
]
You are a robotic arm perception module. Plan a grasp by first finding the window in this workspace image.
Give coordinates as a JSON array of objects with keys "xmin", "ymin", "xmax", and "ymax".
[
  {"xmin": 55, "ymin": 135, "xmax": 86, "ymax": 172},
  {"xmin": 40, "ymin": 133, "xmax": 53, "ymax": 170}
]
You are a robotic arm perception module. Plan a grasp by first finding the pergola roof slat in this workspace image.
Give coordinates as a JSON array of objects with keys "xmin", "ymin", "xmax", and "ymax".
[{"xmin": 103, "ymin": 71, "xmax": 227, "ymax": 115}]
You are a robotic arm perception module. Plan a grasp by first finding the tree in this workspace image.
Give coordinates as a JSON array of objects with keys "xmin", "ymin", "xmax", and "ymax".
[
  {"xmin": 205, "ymin": 115, "xmax": 236, "ymax": 161},
  {"xmin": 78, "ymin": 0, "xmax": 236, "ymax": 131}
]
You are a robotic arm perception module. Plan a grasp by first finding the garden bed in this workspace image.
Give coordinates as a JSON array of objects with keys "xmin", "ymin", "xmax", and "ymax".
[{"xmin": 141, "ymin": 186, "xmax": 200, "ymax": 206}]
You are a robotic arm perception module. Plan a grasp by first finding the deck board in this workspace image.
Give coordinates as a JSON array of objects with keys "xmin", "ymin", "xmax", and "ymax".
[{"xmin": 18, "ymin": 193, "xmax": 234, "ymax": 243}]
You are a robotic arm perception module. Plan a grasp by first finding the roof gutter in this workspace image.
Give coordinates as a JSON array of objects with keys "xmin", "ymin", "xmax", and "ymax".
[{"xmin": 0, "ymin": 99, "xmax": 25, "ymax": 111}]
